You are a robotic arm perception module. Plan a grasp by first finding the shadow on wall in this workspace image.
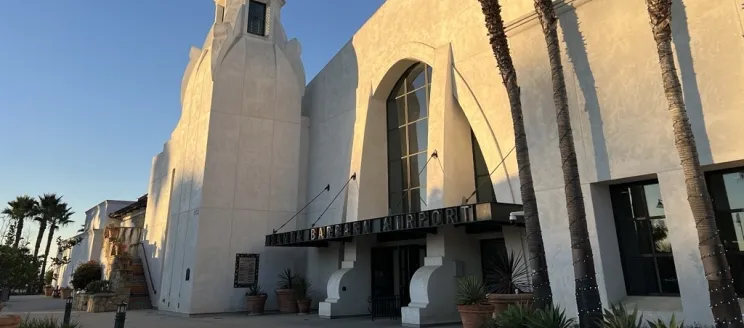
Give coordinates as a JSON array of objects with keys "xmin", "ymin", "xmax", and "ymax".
[
  {"xmin": 669, "ymin": 0, "xmax": 712, "ymax": 165},
  {"xmin": 560, "ymin": 6, "xmax": 611, "ymax": 182}
]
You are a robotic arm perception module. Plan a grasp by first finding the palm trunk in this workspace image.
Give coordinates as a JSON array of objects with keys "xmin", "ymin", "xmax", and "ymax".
[
  {"xmin": 533, "ymin": 0, "xmax": 602, "ymax": 325},
  {"xmin": 32, "ymin": 222, "xmax": 46, "ymax": 260},
  {"xmin": 13, "ymin": 218, "xmax": 24, "ymax": 248},
  {"xmin": 29, "ymin": 221, "xmax": 47, "ymax": 293},
  {"xmin": 645, "ymin": 0, "xmax": 743, "ymax": 326},
  {"xmin": 479, "ymin": 0, "xmax": 552, "ymax": 308},
  {"xmin": 38, "ymin": 222, "xmax": 57, "ymax": 293}
]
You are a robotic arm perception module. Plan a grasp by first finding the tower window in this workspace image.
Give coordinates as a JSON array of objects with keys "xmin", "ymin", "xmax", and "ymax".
[{"xmin": 247, "ymin": 1, "xmax": 267, "ymax": 36}]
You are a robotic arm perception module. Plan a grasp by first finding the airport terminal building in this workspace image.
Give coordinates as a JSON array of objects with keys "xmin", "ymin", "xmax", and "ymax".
[{"xmin": 136, "ymin": 0, "xmax": 744, "ymax": 326}]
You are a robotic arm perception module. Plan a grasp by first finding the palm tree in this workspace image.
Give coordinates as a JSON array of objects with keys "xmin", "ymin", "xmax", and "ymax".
[
  {"xmin": 478, "ymin": 0, "xmax": 552, "ymax": 308},
  {"xmin": 38, "ymin": 202, "xmax": 75, "ymax": 291},
  {"xmin": 532, "ymin": 0, "xmax": 601, "ymax": 325},
  {"xmin": 644, "ymin": 0, "xmax": 743, "ymax": 325},
  {"xmin": 1, "ymin": 195, "xmax": 38, "ymax": 248},
  {"xmin": 32, "ymin": 194, "xmax": 62, "ymax": 261}
]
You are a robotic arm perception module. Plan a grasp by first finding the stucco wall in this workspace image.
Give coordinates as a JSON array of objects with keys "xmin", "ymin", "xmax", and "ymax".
[{"xmin": 302, "ymin": 0, "xmax": 744, "ymax": 324}]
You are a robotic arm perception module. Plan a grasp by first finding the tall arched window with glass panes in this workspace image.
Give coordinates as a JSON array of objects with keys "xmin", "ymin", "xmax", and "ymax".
[{"xmin": 387, "ymin": 63, "xmax": 432, "ymax": 214}]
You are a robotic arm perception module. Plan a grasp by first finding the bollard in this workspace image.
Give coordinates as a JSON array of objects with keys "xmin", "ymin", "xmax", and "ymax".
[
  {"xmin": 113, "ymin": 302, "xmax": 127, "ymax": 328},
  {"xmin": 63, "ymin": 296, "xmax": 73, "ymax": 325}
]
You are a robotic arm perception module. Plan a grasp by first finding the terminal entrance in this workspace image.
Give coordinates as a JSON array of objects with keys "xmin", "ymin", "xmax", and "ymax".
[{"xmin": 370, "ymin": 245, "xmax": 426, "ymax": 319}]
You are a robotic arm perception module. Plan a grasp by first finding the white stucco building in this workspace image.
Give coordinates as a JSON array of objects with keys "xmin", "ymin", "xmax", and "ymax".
[
  {"xmin": 139, "ymin": 0, "xmax": 744, "ymax": 326},
  {"xmin": 55, "ymin": 200, "xmax": 133, "ymax": 288}
]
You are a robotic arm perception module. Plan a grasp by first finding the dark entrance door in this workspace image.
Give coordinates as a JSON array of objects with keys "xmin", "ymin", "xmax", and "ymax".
[
  {"xmin": 398, "ymin": 245, "xmax": 423, "ymax": 305},
  {"xmin": 369, "ymin": 245, "xmax": 424, "ymax": 320}
]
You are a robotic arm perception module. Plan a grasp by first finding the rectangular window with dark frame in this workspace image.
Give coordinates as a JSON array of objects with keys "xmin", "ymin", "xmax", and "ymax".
[
  {"xmin": 706, "ymin": 167, "xmax": 744, "ymax": 296},
  {"xmin": 247, "ymin": 1, "xmax": 267, "ymax": 36},
  {"xmin": 610, "ymin": 180, "xmax": 680, "ymax": 296}
]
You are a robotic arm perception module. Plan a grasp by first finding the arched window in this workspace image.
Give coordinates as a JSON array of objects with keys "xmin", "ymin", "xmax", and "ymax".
[{"xmin": 387, "ymin": 63, "xmax": 432, "ymax": 214}]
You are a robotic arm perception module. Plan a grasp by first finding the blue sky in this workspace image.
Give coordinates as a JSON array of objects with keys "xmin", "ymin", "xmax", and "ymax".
[{"xmin": 0, "ymin": 0, "xmax": 384, "ymax": 249}]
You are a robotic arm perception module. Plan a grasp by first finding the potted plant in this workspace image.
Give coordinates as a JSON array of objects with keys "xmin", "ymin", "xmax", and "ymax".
[
  {"xmin": 0, "ymin": 301, "xmax": 21, "ymax": 328},
  {"xmin": 275, "ymin": 268, "xmax": 298, "ymax": 313},
  {"xmin": 60, "ymin": 286, "xmax": 73, "ymax": 299},
  {"xmin": 456, "ymin": 276, "xmax": 494, "ymax": 328},
  {"xmin": 43, "ymin": 270, "xmax": 54, "ymax": 296},
  {"xmin": 295, "ymin": 276, "xmax": 313, "ymax": 315},
  {"xmin": 484, "ymin": 251, "xmax": 533, "ymax": 316},
  {"xmin": 245, "ymin": 284, "xmax": 267, "ymax": 315}
]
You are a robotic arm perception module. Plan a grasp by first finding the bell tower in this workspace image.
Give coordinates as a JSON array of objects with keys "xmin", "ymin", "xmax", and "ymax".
[{"xmin": 145, "ymin": 0, "xmax": 306, "ymax": 315}]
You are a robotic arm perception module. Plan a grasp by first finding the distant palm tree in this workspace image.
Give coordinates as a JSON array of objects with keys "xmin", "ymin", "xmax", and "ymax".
[
  {"xmin": 478, "ymin": 0, "xmax": 552, "ymax": 308},
  {"xmin": 38, "ymin": 201, "xmax": 75, "ymax": 291},
  {"xmin": 2, "ymin": 195, "xmax": 38, "ymax": 248},
  {"xmin": 532, "ymin": 0, "xmax": 601, "ymax": 325},
  {"xmin": 644, "ymin": 0, "xmax": 743, "ymax": 325},
  {"xmin": 32, "ymin": 194, "xmax": 62, "ymax": 261}
]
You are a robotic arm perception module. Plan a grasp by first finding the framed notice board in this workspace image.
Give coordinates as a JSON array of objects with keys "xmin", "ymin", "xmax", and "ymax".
[{"xmin": 234, "ymin": 253, "xmax": 259, "ymax": 288}]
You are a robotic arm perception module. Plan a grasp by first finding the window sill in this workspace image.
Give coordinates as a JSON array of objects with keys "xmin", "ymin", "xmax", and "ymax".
[{"xmin": 621, "ymin": 296, "xmax": 744, "ymax": 313}]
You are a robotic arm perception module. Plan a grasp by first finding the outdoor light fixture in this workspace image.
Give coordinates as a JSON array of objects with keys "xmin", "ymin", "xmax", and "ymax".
[
  {"xmin": 656, "ymin": 199, "xmax": 664, "ymax": 209},
  {"xmin": 63, "ymin": 296, "xmax": 73, "ymax": 325},
  {"xmin": 65, "ymin": 297, "xmax": 73, "ymax": 304},
  {"xmin": 116, "ymin": 302, "xmax": 128, "ymax": 314}
]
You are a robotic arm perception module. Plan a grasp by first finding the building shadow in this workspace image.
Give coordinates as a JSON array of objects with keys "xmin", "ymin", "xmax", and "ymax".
[
  {"xmin": 670, "ymin": 0, "xmax": 712, "ymax": 165},
  {"xmin": 559, "ymin": 7, "xmax": 611, "ymax": 182}
]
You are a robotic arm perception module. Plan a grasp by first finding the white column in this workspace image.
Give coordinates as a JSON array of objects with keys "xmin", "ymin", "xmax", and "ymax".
[
  {"xmin": 319, "ymin": 236, "xmax": 372, "ymax": 318},
  {"xmin": 402, "ymin": 43, "xmax": 478, "ymax": 327},
  {"xmin": 658, "ymin": 169, "xmax": 714, "ymax": 325}
]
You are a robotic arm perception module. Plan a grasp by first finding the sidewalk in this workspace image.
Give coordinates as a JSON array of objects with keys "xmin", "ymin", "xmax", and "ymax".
[{"xmin": 2, "ymin": 295, "xmax": 460, "ymax": 328}]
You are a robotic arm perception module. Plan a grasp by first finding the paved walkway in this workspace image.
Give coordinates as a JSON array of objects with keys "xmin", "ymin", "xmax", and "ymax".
[{"xmin": 2, "ymin": 295, "xmax": 460, "ymax": 328}]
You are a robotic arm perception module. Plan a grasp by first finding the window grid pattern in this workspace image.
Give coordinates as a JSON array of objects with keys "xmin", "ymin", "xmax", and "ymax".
[
  {"xmin": 471, "ymin": 132, "xmax": 496, "ymax": 203},
  {"xmin": 610, "ymin": 180, "xmax": 679, "ymax": 296},
  {"xmin": 386, "ymin": 63, "xmax": 432, "ymax": 214},
  {"xmin": 247, "ymin": 1, "xmax": 267, "ymax": 36},
  {"xmin": 706, "ymin": 168, "xmax": 744, "ymax": 296}
]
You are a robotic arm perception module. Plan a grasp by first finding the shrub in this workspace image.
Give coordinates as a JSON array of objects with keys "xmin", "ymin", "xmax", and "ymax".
[
  {"xmin": 277, "ymin": 268, "xmax": 298, "ymax": 289},
  {"xmin": 527, "ymin": 306, "xmax": 575, "ymax": 328},
  {"xmin": 601, "ymin": 304, "xmax": 643, "ymax": 328},
  {"xmin": 647, "ymin": 315, "xmax": 686, "ymax": 328},
  {"xmin": 84, "ymin": 280, "xmax": 111, "ymax": 294},
  {"xmin": 70, "ymin": 261, "xmax": 102, "ymax": 290},
  {"xmin": 43, "ymin": 270, "xmax": 54, "ymax": 286},
  {"xmin": 497, "ymin": 304, "xmax": 536, "ymax": 328},
  {"xmin": 19, "ymin": 316, "xmax": 82, "ymax": 328}
]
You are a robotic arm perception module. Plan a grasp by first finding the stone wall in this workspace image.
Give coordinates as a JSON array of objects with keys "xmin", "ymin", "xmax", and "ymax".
[{"xmin": 72, "ymin": 291, "xmax": 130, "ymax": 313}]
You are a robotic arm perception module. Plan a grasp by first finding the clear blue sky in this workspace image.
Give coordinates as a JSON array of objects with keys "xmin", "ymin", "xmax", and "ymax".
[{"xmin": 0, "ymin": 1, "xmax": 384, "ymax": 249}]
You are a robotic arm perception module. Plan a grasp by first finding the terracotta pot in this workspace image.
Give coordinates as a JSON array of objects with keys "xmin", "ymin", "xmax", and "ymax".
[
  {"xmin": 61, "ymin": 288, "xmax": 73, "ymax": 299},
  {"xmin": 487, "ymin": 293, "xmax": 533, "ymax": 317},
  {"xmin": 297, "ymin": 299, "xmax": 311, "ymax": 314},
  {"xmin": 246, "ymin": 294, "xmax": 267, "ymax": 315},
  {"xmin": 457, "ymin": 303, "xmax": 495, "ymax": 328},
  {"xmin": 0, "ymin": 315, "xmax": 21, "ymax": 328},
  {"xmin": 44, "ymin": 286, "xmax": 53, "ymax": 297},
  {"xmin": 275, "ymin": 289, "xmax": 298, "ymax": 313}
]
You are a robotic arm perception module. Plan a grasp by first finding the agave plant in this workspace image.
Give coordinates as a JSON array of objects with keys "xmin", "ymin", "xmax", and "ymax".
[
  {"xmin": 245, "ymin": 284, "xmax": 265, "ymax": 296},
  {"xmin": 294, "ymin": 276, "xmax": 313, "ymax": 301},
  {"xmin": 456, "ymin": 276, "xmax": 488, "ymax": 305},
  {"xmin": 647, "ymin": 315, "xmax": 685, "ymax": 328},
  {"xmin": 276, "ymin": 268, "xmax": 298, "ymax": 289},
  {"xmin": 527, "ymin": 306, "xmax": 576, "ymax": 328},
  {"xmin": 484, "ymin": 251, "xmax": 530, "ymax": 294},
  {"xmin": 601, "ymin": 304, "xmax": 643, "ymax": 328},
  {"xmin": 496, "ymin": 304, "xmax": 536, "ymax": 328}
]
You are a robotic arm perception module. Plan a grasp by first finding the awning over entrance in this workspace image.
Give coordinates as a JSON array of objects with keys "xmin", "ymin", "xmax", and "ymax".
[{"xmin": 265, "ymin": 201, "xmax": 522, "ymax": 247}]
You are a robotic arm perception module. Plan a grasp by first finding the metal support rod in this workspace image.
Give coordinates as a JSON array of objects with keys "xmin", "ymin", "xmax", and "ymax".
[
  {"xmin": 63, "ymin": 297, "xmax": 72, "ymax": 325},
  {"xmin": 114, "ymin": 302, "xmax": 127, "ymax": 328}
]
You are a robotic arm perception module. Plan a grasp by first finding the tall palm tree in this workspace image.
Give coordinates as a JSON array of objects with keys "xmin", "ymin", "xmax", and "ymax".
[
  {"xmin": 38, "ymin": 202, "xmax": 75, "ymax": 291},
  {"xmin": 1, "ymin": 195, "xmax": 38, "ymax": 248},
  {"xmin": 32, "ymin": 194, "xmax": 62, "ymax": 261},
  {"xmin": 644, "ymin": 0, "xmax": 743, "ymax": 325},
  {"xmin": 532, "ymin": 0, "xmax": 601, "ymax": 325},
  {"xmin": 478, "ymin": 0, "xmax": 552, "ymax": 308}
]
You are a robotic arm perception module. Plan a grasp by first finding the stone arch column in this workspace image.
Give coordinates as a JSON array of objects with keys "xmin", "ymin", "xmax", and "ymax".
[{"xmin": 320, "ymin": 43, "xmax": 439, "ymax": 319}]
